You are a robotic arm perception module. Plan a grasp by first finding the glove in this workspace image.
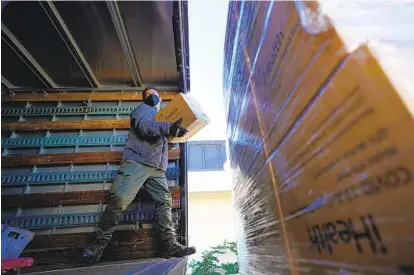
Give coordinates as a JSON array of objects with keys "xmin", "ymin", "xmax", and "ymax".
[{"xmin": 170, "ymin": 118, "xmax": 188, "ymax": 137}]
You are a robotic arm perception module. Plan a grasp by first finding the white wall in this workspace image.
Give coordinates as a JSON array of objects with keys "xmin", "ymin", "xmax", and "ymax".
[
  {"xmin": 187, "ymin": 157, "xmax": 236, "ymax": 268},
  {"xmin": 187, "ymin": 191, "xmax": 237, "ymax": 265},
  {"xmin": 188, "ymin": 170, "xmax": 232, "ymax": 193}
]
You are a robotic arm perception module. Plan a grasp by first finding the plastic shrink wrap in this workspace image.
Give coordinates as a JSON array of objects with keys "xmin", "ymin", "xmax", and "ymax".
[{"xmin": 223, "ymin": 1, "xmax": 414, "ymax": 274}]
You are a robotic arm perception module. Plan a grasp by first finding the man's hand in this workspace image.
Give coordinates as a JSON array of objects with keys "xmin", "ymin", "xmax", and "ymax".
[{"xmin": 170, "ymin": 118, "xmax": 188, "ymax": 137}]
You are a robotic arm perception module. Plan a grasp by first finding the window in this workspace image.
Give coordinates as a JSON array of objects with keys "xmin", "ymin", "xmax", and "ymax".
[{"xmin": 187, "ymin": 141, "xmax": 227, "ymax": 171}]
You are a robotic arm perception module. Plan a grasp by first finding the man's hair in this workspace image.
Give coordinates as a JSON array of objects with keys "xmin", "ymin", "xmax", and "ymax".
[{"xmin": 142, "ymin": 85, "xmax": 158, "ymax": 100}]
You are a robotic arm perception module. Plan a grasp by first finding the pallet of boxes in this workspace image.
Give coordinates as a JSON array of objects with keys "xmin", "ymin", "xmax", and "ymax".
[{"xmin": 224, "ymin": 1, "xmax": 414, "ymax": 274}]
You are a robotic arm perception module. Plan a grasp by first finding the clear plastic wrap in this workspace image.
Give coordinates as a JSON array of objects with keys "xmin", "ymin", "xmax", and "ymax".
[{"xmin": 223, "ymin": 1, "xmax": 414, "ymax": 274}]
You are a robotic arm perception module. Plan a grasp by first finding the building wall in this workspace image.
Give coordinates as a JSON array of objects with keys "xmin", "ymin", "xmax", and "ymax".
[
  {"xmin": 187, "ymin": 190, "xmax": 237, "ymax": 264},
  {"xmin": 188, "ymin": 170, "xmax": 232, "ymax": 193},
  {"xmin": 186, "ymin": 143, "xmax": 236, "ymax": 270}
]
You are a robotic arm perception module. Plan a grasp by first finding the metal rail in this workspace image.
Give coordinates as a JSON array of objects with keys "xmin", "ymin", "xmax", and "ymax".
[
  {"xmin": 2, "ymin": 106, "xmax": 133, "ymax": 116},
  {"xmin": 179, "ymin": 142, "xmax": 189, "ymax": 246},
  {"xmin": 1, "ymin": 103, "xmax": 167, "ymax": 117},
  {"xmin": 173, "ymin": 1, "xmax": 190, "ymax": 93},
  {"xmin": 1, "ymin": 24, "xmax": 58, "ymax": 89},
  {"xmin": 107, "ymin": 1, "xmax": 143, "ymax": 87},
  {"xmin": 1, "ymin": 76, "xmax": 15, "ymax": 89},
  {"xmin": 4, "ymin": 85, "xmax": 180, "ymax": 93},
  {"xmin": 1, "ymin": 168, "xmax": 180, "ymax": 186},
  {"xmin": 40, "ymin": 1, "xmax": 101, "ymax": 88},
  {"xmin": 2, "ymin": 135, "xmax": 128, "ymax": 148},
  {"xmin": 2, "ymin": 210, "xmax": 155, "ymax": 229}
]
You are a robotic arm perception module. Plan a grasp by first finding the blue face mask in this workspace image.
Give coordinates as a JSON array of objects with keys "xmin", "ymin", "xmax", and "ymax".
[{"xmin": 144, "ymin": 94, "xmax": 160, "ymax": 107}]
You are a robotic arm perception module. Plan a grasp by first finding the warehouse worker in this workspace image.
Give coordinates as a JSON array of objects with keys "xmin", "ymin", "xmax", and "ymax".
[{"xmin": 82, "ymin": 86, "xmax": 196, "ymax": 265}]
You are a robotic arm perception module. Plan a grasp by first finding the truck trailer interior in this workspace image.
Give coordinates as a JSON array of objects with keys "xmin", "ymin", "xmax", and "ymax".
[{"xmin": 1, "ymin": 1, "xmax": 191, "ymax": 274}]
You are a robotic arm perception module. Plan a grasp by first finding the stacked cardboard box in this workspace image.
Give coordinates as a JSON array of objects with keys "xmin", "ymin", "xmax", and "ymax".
[
  {"xmin": 155, "ymin": 93, "xmax": 209, "ymax": 143},
  {"xmin": 224, "ymin": 1, "xmax": 414, "ymax": 274}
]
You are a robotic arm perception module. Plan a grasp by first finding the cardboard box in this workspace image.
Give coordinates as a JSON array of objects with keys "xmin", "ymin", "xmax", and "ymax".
[
  {"xmin": 272, "ymin": 43, "xmax": 414, "ymax": 214},
  {"xmin": 228, "ymin": 91, "xmax": 267, "ymax": 176},
  {"xmin": 1, "ymin": 225, "xmax": 35, "ymax": 260},
  {"xmin": 232, "ymin": 163, "xmax": 290, "ymax": 274},
  {"xmin": 270, "ymin": 44, "xmax": 414, "ymax": 272},
  {"xmin": 169, "ymin": 186, "xmax": 181, "ymax": 209},
  {"xmin": 243, "ymin": 1, "xmax": 347, "ymax": 156},
  {"xmin": 244, "ymin": 1, "xmax": 413, "ymax": 158},
  {"xmin": 286, "ymin": 199, "xmax": 414, "ymax": 274},
  {"xmin": 154, "ymin": 93, "xmax": 209, "ymax": 143}
]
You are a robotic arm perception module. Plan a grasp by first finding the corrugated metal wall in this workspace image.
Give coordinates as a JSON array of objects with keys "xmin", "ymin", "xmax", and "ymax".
[
  {"xmin": 1, "ymin": 1, "xmax": 186, "ymax": 91},
  {"xmin": 1, "ymin": 98, "xmax": 183, "ymax": 265}
]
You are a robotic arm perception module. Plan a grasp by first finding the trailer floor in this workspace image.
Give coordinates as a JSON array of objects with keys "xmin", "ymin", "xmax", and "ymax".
[{"xmin": 20, "ymin": 257, "xmax": 188, "ymax": 275}]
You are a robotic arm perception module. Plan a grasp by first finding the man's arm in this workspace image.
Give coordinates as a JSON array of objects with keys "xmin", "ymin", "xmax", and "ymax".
[{"xmin": 131, "ymin": 108, "xmax": 170, "ymax": 137}]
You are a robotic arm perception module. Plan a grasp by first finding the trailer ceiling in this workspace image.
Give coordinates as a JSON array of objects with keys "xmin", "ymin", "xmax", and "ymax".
[{"xmin": 1, "ymin": 1, "xmax": 190, "ymax": 93}]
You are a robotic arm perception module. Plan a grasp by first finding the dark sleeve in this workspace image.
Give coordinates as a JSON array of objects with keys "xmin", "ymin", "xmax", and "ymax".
[{"xmin": 131, "ymin": 107, "xmax": 170, "ymax": 137}]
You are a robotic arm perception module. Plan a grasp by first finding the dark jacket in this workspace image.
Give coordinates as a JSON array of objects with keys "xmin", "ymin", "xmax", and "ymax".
[{"xmin": 122, "ymin": 104, "xmax": 171, "ymax": 171}]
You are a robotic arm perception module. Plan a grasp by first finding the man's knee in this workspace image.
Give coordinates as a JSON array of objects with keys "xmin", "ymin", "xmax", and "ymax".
[
  {"xmin": 98, "ymin": 195, "xmax": 133, "ymax": 231},
  {"xmin": 109, "ymin": 193, "xmax": 135, "ymax": 211},
  {"xmin": 153, "ymin": 192, "xmax": 172, "ymax": 206}
]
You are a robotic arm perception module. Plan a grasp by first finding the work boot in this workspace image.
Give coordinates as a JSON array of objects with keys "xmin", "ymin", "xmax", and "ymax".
[
  {"xmin": 163, "ymin": 239, "xmax": 196, "ymax": 258},
  {"xmin": 81, "ymin": 236, "xmax": 110, "ymax": 265}
]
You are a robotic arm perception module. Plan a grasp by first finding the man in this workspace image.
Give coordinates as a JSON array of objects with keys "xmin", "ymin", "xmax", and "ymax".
[{"xmin": 82, "ymin": 86, "xmax": 196, "ymax": 264}]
